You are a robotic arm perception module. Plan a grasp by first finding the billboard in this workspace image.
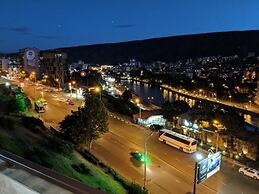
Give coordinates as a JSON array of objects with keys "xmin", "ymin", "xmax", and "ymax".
[
  {"xmin": 23, "ymin": 48, "xmax": 40, "ymax": 77},
  {"xmin": 197, "ymin": 152, "xmax": 221, "ymax": 184}
]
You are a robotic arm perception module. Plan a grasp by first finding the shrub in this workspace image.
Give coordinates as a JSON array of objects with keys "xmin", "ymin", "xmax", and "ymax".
[
  {"xmin": 0, "ymin": 116, "xmax": 14, "ymax": 130},
  {"xmin": 71, "ymin": 163, "xmax": 92, "ymax": 176},
  {"xmin": 128, "ymin": 182, "xmax": 148, "ymax": 194},
  {"xmin": 79, "ymin": 149, "xmax": 99, "ymax": 165},
  {"xmin": 21, "ymin": 116, "xmax": 46, "ymax": 132},
  {"xmin": 24, "ymin": 146, "xmax": 52, "ymax": 168},
  {"xmin": 46, "ymin": 136, "xmax": 74, "ymax": 157}
]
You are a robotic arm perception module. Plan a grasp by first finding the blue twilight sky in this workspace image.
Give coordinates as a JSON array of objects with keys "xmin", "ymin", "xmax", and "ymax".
[{"xmin": 0, "ymin": 0, "xmax": 259, "ymax": 53}]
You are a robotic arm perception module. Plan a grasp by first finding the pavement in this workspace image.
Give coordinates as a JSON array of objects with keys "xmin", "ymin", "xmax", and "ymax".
[{"xmin": 6, "ymin": 79, "xmax": 259, "ymax": 194}]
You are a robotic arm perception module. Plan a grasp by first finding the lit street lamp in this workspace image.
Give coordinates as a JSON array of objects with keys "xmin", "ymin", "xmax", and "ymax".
[
  {"xmin": 229, "ymin": 95, "xmax": 232, "ymax": 102},
  {"xmin": 95, "ymin": 86, "xmax": 101, "ymax": 100},
  {"xmin": 199, "ymin": 89, "xmax": 203, "ymax": 96},
  {"xmin": 193, "ymin": 152, "xmax": 204, "ymax": 194},
  {"xmin": 144, "ymin": 132, "xmax": 154, "ymax": 190},
  {"xmin": 135, "ymin": 98, "xmax": 141, "ymax": 121},
  {"xmin": 71, "ymin": 81, "xmax": 76, "ymax": 99},
  {"xmin": 68, "ymin": 82, "xmax": 72, "ymax": 97},
  {"xmin": 41, "ymin": 91, "xmax": 44, "ymax": 99},
  {"xmin": 55, "ymin": 78, "xmax": 61, "ymax": 91}
]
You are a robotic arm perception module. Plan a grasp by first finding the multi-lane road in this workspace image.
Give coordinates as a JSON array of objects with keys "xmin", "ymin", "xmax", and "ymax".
[{"xmin": 6, "ymin": 79, "xmax": 259, "ymax": 194}]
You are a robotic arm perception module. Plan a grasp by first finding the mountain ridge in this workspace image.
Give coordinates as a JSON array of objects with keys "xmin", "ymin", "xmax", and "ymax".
[{"xmin": 37, "ymin": 30, "xmax": 259, "ymax": 63}]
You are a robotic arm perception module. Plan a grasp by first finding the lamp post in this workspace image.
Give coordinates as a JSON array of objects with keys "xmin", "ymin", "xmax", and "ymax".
[
  {"xmin": 71, "ymin": 81, "xmax": 76, "ymax": 99},
  {"xmin": 41, "ymin": 91, "xmax": 44, "ymax": 99},
  {"xmin": 68, "ymin": 82, "xmax": 72, "ymax": 98},
  {"xmin": 229, "ymin": 95, "xmax": 232, "ymax": 102},
  {"xmin": 144, "ymin": 132, "xmax": 154, "ymax": 190},
  {"xmin": 199, "ymin": 89, "xmax": 203, "ymax": 96},
  {"xmin": 55, "ymin": 78, "xmax": 61, "ymax": 91},
  {"xmin": 193, "ymin": 153, "xmax": 204, "ymax": 194},
  {"xmin": 249, "ymin": 100, "xmax": 252, "ymax": 108},
  {"xmin": 95, "ymin": 86, "xmax": 101, "ymax": 100},
  {"xmin": 31, "ymin": 72, "xmax": 36, "ymax": 98},
  {"xmin": 135, "ymin": 98, "xmax": 141, "ymax": 121}
]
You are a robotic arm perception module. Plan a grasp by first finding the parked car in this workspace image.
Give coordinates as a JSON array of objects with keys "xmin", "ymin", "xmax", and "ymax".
[
  {"xmin": 150, "ymin": 124, "xmax": 163, "ymax": 131},
  {"xmin": 239, "ymin": 167, "xmax": 259, "ymax": 180},
  {"xmin": 66, "ymin": 99, "xmax": 74, "ymax": 105}
]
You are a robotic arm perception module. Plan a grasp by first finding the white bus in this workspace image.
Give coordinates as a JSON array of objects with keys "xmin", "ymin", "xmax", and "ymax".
[{"xmin": 159, "ymin": 129, "xmax": 197, "ymax": 153}]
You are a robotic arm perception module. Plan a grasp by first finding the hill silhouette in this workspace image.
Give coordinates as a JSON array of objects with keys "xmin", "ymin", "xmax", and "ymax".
[{"xmin": 45, "ymin": 30, "xmax": 259, "ymax": 64}]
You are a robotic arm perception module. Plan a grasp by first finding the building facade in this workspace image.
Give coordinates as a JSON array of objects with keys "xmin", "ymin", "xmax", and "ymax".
[
  {"xmin": 0, "ymin": 57, "xmax": 9, "ymax": 71},
  {"xmin": 40, "ymin": 52, "xmax": 68, "ymax": 88},
  {"xmin": 19, "ymin": 48, "xmax": 40, "ymax": 78}
]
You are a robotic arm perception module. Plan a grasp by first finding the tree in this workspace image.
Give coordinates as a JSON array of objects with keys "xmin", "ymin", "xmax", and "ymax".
[
  {"xmin": 161, "ymin": 100, "xmax": 190, "ymax": 126},
  {"xmin": 218, "ymin": 110, "xmax": 245, "ymax": 158},
  {"xmin": 60, "ymin": 94, "xmax": 108, "ymax": 152},
  {"xmin": 122, "ymin": 89, "xmax": 132, "ymax": 102}
]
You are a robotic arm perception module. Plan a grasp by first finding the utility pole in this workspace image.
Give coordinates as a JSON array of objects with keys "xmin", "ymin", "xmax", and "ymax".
[
  {"xmin": 144, "ymin": 132, "xmax": 153, "ymax": 189},
  {"xmin": 193, "ymin": 162, "xmax": 198, "ymax": 194}
]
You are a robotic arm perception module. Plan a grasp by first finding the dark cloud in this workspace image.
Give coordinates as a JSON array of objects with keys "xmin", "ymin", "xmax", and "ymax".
[
  {"xmin": 8, "ymin": 27, "xmax": 31, "ymax": 34},
  {"xmin": 112, "ymin": 24, "xmax": 134, "ymax": 28},
  {"xmin": 0, "ymin": 26, "xmax": 31, "ymax": 34},
  {"xmin": 37, "ymin": 35, "xmax": 59, "ymax": 40}
]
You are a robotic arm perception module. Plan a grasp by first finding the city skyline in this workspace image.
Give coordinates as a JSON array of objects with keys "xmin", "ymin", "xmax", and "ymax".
[{"xmin": 1, "ymin": 0, "xmax": 259, "ymax": 52}]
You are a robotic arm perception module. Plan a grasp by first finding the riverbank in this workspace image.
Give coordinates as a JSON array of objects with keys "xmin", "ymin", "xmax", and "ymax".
[{"xmin": 123, "ymin": 77, "xmax": 259, "ymax": 116}]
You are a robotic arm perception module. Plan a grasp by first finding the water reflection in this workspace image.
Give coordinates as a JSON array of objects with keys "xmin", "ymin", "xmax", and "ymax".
[{"xmin": 121, "ymin": 79, "xmax": 258, "ymax": 126}]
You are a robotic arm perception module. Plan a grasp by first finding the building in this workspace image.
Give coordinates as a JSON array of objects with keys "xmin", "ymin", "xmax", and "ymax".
[
  {"xmin": 255, "ymin": 80, "xmax": 259, "ymax": 105},
  {"xmin": 40, "ymin": 52, "xmax": 68, "ymax": 88},
  {"xmin": 19, "ymin": 48, "xmax": 40, "ymax": 78},
  {"xmin": 0, "ymin": 57, "xmax": 9, "ymax": 71},
  {"xmin": 133, "ymin": 110, "xmax": 166, "ymax": 127}
]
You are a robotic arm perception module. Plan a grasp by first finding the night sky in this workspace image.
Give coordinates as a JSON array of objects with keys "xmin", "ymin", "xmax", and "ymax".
[{"xmin": 1, "ymin": 0, "xmax": 259, "ymax": 53}]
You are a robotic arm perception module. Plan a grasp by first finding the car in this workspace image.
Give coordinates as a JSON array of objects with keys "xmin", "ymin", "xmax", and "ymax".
[
  {"xmin": 149, "ymin": 124, "xmax": 163, "ymax": 131},
  {"xmin": 239, "ymin": 167, "xmax": 259, "ymax": 180},
  {"xmin": 130, "ymin": 151, "xmax": 147, "ymax": 163},
  {"xmin": 66, "ymin": 99, "xmax": 74, "ymax": 105},
  {"xmin": 40, "ymin": 98, "xmax": 47, "ymax": 106}
]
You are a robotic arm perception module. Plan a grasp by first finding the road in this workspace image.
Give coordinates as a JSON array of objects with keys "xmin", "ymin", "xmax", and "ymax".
[{"xmin": 8, "ymin": 79, "xmax": 259, "ymax": 194}]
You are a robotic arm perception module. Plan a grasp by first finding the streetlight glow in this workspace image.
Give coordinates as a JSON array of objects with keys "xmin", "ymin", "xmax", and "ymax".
[
  {"xmin": 195, "ymin": 153, "xmax": 203, "ymax": 161},
  {"xmin": 135, "ymin": 98, "xmax": 140, "ymax": 104},
  {"xmin": 95, "ymin": 87, "xmax": 100, "ymax": 93}
]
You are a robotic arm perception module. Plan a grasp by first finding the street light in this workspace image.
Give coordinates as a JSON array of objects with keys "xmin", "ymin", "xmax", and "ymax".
[
  {"xmin": 135, "ymin": 98, "xmax": 141, "ymax": 121},
  {"xmin": 41, "ymin": 91, "xmax": 44, "ymax": 98},
  {"xmin": 195, "ymin": 153, "xmax": 203, "ymax": 161},
  {"xmin": 193, "ymin": 152, "xmax": 204, "ymax": 194},
  {"xmin": 68, "ymin": 82, "xmax": 72, "ymax": 97},
  {"xmin": 229, "ymin": 95, "xmax": 232, "ymax": 102},
  {"xmin": 199, "ymin": 89, "xmax": 203, "ymax": 96},
  {"xmin": 144, "ymin": 132, "xmax": 154, "ymax": 190},
  {"xmin": 71, "ymin": 81, "xmax": 77, "ymax": 99},
  {"xmin": 55, "ymin": 78, "xmax": 61, "ymax": 91},
  {"xmin": 95, "ymin": 86, "xmax": 101, "ymax": 100}
]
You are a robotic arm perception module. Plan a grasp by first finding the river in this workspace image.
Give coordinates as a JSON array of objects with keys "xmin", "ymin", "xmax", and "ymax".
[{"xmin": 121, "ymin": 79, "xmax": 259, "ymax": 127}]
